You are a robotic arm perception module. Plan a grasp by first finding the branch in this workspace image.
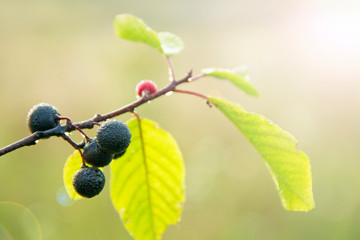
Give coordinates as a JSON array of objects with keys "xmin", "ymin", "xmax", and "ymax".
[{"xmin": 0, "ymin": 70, "xmax": 202, "ymax": 157}]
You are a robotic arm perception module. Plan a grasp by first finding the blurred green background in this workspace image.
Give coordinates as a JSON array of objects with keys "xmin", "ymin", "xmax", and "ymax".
[{"xmin": 1, "ymin": 0, "xmax": 360, "ymax": 239}]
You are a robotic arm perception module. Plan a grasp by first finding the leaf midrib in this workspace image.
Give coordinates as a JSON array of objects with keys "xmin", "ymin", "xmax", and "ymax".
[
  {"xmin": 268, "ymin": 165, "xmax": 313, "ymax": 209},
  {"xmin": 137, "ymin": 118, "xmax": 156, "ymax": 239}
]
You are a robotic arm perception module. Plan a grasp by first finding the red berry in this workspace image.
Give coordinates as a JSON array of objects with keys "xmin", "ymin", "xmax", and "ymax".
[{"xmin": 136, "ymin": 80, "xmax": 158, "ymax": 97}]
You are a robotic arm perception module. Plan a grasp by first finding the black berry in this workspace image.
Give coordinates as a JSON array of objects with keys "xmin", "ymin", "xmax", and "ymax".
[
  {"xmin": 96, "ymin": 120, "xmax": 131, "ymax": 154},
  {"xmin": 83, "ymin": 139, "xmax": 113, "ymax": 167},
  {"xmin": 72, "ymin": 166, "xmax": 105, "ymax": 198},
  {"xmin": 27, "ymin": 103, "xmax": 59, "ymax": 133}
]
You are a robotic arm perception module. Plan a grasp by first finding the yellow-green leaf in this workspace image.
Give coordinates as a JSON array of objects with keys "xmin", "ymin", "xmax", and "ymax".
[
  {"xmin": 63, "ymin": 151, "xmax": 83, "ymax": 200},
  {"xmin": 110, "ymin": 118, "xmax": 184, "ymax": 240},
  {"xmin": 157, "ymin": 32, "xmax": 184, "ymax": 56},
  {"xmin": 208, "ymin": 97, "xmax": 314, "ymax": 211},
  {"xmin": 203, "ymin": 68, "xmax": 259, "ymax": 97},
  {"xmin": 114, "ymin": 14, "xmax": 183, "ymax": 56},
  {"xmin": 114, "ymin": 14, "xmax": 162, "ymax": 52}
]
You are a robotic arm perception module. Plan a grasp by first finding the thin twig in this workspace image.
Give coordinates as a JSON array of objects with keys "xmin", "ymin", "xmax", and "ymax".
[
  {"xmin": 189, "ymin": 73, "xmax": 205, "ymax": 82},
  {"xmin": 165, "ymin": 56, "xmax": 176, "ymax": 82},
  {"xmin": 173, "ymin": 89, "xmax": 208, "ymax": 100},
  {"xmin": 59, "ymin": 117, "xmax": 91, "ymax": 142},
  {"xmin": 61, "ymin": 135, "xmax": 80, "ymax": 150}
]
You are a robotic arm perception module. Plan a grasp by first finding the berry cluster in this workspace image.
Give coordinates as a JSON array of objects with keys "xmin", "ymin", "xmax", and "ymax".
[
  {"xmin": 26, "ymin": 103, "xmax": 132, "ymax": 198},
  {"xmin": 25, "ymin": 81, "xmax": 155, "ymax": 198},
  {"xmin": 76, "ymin": 119, "xmax": 131, "ymax": 198},
  {"xmin": 83, "ymin": 120, "xmax": 131, "ymax": 168}
]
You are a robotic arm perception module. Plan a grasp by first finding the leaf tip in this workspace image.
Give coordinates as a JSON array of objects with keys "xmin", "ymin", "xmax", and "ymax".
[{"xmin": 158, "ymin": 31, "xmax": 184, "ymax": 56}]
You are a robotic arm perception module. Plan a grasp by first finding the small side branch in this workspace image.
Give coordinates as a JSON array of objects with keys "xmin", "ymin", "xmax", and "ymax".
[
  {"xmin": 166, "ymin": 56, "xmax": 176, "ymax": 82},
  {"xmin": 62, "ymin": 135, "xmax": 86, "ymax": 166},
  {"xmin": 173, "ymin": 89, "xmax": 208, "ymax": 100},
  {"xmin": 189, "ymin": 73, "xmax": 205, "ymax": 82}
]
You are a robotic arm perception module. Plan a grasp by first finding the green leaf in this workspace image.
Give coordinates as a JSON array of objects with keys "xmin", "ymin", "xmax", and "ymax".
[
  {"xmin": 158, "ymin": 32, "xmax": 184, "ymax": 56},
  {"xmin": 114, "ymin": 14, "xmax": 163, "ymax": 52},
  {"xmin": 203, "ymin": 68, "xmax": 259, "ymax": 97},
  {"xmin": 208, "ymin": 97, "xmax": 315, "ymax": 211},
  {"xmin": 63, "ymin": 151, "xmax": 83, "ymax": 200},
  {"xmin": 114, "ymin": 14, "xmax": 184, "ymax": 56},
  {"xmin": 111, "ymin": 118, "xmax": 184, "ymax": 240}
]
